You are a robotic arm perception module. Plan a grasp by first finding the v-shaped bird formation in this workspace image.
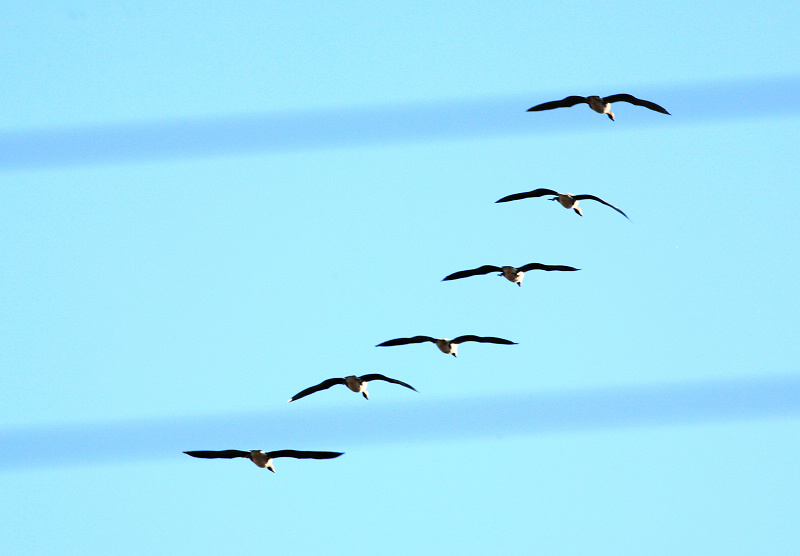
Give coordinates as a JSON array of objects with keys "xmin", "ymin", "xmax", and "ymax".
[{"xmin": 184, "ymin": 90, "xmax": 670, "ymax": 473}]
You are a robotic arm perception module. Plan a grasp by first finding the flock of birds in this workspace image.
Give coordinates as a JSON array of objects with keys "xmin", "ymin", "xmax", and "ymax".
[{"xmin": 184, "ymin": 92, "xmax": 670, "ymax": 471}]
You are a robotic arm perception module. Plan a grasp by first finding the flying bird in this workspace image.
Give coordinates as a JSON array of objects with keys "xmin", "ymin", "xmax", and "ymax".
[
  {"xmin": 377, "ymin": 335, "xmax": 517, "ymax": 357},
  {"xmin": 527, "ymin": 94, "xmax": 670, "ymax": 121},
  {"xmin": 183, "ymin": 449, "xmax": 343, "ymax": 472},
  {"xmin": 288, "ymin": 374, "xmax": 417, "ymax": 402},
  {"xmin": 443, "ymin": 263, "xmax": 579, "ymax": 286},
  {"xmin": 496, "ymin": 188, "xmax": 629, "ymax": 219}
]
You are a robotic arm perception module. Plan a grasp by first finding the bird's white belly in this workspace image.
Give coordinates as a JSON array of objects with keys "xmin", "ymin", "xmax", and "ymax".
[
  {"xmin": 587, "ymin": 96, "xmax": 609, "ymax": 114},
  {"xmin": 344, "ymin": 376, "xmax": 363, "ymax": 393},
  {"xmin": 558, "ymin": 195, "xmax": 576, "ymax": 209},
  {"xmin": 435, "ymin": 339, "xmax": 454, "ymax": 354},
  {"xmin": 250, "ymin": 450, "xmax": 271, "ymax": 468},
  {"xmin": 501, "ymin": 266, "xmax": 523, "ymax": 284}
]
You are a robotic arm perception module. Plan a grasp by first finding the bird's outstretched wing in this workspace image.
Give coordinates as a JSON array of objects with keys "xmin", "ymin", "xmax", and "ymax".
[
  {"xmin": 527, "ymin": 96, "xmax": 588, "ymax": 111},
  {"xmin": 495, "ymin": 188, "xmax": 559, "ymax": 203},
  {"xmin": 572, "ymin": 195, "xmax": 630, "ymax": 219},
  {"xmin": 443, "ymin": 265, "xmax": 502, "ymax": 281},
  {"xmin": 451, "ymin": 335, "xmax": 517, "ymax": 345},
  {"xmin": 288, "ymin": 377, "xmax": 347, "ymax": 402},
  {"xmin": 267, "ymin": 450, "xmax": 344, "ymax": 460},
  {"xmin": 376, "ymin": 336, "xmax": 436, "ymax": 347},
  {"xmin": 184, "ymin": 450, "xmax": 250, "ymax": 459},
  {"xmin": 603, "ymin": 94, "xmax": 670, "ymax": 115},
  {"xmin": 518, "ymin": 263, "xmax": 580, "ymax": 272},
  {"xmin": 359, "ymin": 374, "xmax": 418, "ymax": 392}
]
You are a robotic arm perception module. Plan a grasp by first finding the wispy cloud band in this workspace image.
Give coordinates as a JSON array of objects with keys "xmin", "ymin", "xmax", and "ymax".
[
  {"xmin": 2, "ymin": 373, "xmax": 798, "ymax": 471},
  {"xmin": 1, "ymin": 76, "xmax": 798, "ymax": 171}
]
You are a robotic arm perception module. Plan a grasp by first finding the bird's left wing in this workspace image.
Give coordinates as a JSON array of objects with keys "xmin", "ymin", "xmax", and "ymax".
[
  {"xmin": 184, "ymin": 450, "xmax": 250, "ymax": 459},
  {"xmin": 443, "ymin": 265, "xmax": 502, "ymax": 281},
  {"xmin": 495, "ymin": 188, "xmax": 559, "ymax": 203},
  {"xmin": 288, "ymin": 378, "xmax": 346, "ymax": 402},
  {"xmin": 376, "ymin": 336, "xmax": 435, "ymax": 347},
  {"xmin": 527, "ymin": 96, "xmax": 588, "ymax": 111}
]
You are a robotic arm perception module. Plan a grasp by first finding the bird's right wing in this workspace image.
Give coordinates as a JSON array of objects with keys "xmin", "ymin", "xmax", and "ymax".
[
  {"xmin": 184, "ymin": 450, "xmax": 250, "ymax": 459},
  {"xmin": 603, "ymin": 94, "xmax": 670, "ymax": 115},
  {"xmin": 268, "ymin": 450, "xmax": 344, "ymax": 460},
  {"xmin": 518, "ymin": 263, "xmax": 580, "ymax": 272},
  {"xmin": 288, "ymin": 378, "xmax": 346, "ymax": 402},
  {"xmin": 442, "ymin": 265, "xmax": 502, "ymax": 281},
  {"xmin": 572, "ymin": 194, "xmax": 630, "ymax": 220},
  {"xmin": 527, "ymin": 96, "xmax": 587, "ymax": 111},
  {"xmin": 495, "ymin": 188, "xmax": 559, "ymax": 203},
  {"xmin": 376, "ymin": 336, "xmax": 435, "ymax": 347},
  {"xmin": 359, "ymin": 374, "xmax": 418, "ymax": 392},
  {"xmin": 451, "ymin": 335, "xmax": 517, "ymax": 345}
]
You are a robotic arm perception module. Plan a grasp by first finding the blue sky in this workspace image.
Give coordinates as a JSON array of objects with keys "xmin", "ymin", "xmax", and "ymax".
[{"xmin": 2, "ymin": 1, "xmax": 799, "ymax": 554}]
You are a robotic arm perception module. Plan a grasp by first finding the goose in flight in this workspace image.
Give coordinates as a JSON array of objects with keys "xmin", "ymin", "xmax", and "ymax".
[
  {"xmin": 288, "ymin": 374, "xmax": 417, "ymax": 402},
  {"xmin": 443, "ymin": 263, "xmax": 579, "ymax": 286},
  {"xmin": 527, "ymin": 94, "xmax": 670, "ymax": 121},
  {"xmin": 377, "ymin": 335, "xmax": 517, "ymax": 357},
  {"xmin": 183, "ymin": 449, "xmax": 343, "ymax": 472},
  {"xmin": 496, "ymin": 188, "xmax": 629, "ymax": 219}
]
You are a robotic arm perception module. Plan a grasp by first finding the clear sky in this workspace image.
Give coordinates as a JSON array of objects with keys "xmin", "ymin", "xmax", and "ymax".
[{"xmin": 2, "ymin": 1, "xmax": 799, "ymax": 554}]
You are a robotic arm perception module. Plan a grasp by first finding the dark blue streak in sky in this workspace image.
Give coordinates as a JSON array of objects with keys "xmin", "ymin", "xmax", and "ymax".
[
  {"xmin": 1, "ymin": 374, "xmax": 798, "ymax": 471},
  {"xmin": 0, "ymin": 76, "xmax": 798, "ymax": 171}
]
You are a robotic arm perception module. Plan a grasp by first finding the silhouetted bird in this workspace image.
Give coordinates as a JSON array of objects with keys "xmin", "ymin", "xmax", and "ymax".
[
  {"xmin": 377, "ymin": 335, "xmax": 516, "ymax": 357},
  {"xmin": 496, "ymin": 188, "xmax": 629, "ymax": 219},
  {"xmin": 443, "ymin": 263, "xmax": 579, "ymax": 286},
  {"xmin": 527, "ymin": 94, "xmax": 670, "ymax": 121},
  {"xmin": 288, "ymin": 374, "xmax": 417, "ymax": 402},
  {"xmin": 183, "ymin": 449, "xmax": 343, "ymax": 472}
]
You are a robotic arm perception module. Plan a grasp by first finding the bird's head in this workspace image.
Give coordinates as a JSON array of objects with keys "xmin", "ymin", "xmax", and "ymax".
[{"xmin": 607, "ymin": 111, "xmax": 615, "ymax": 121}]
